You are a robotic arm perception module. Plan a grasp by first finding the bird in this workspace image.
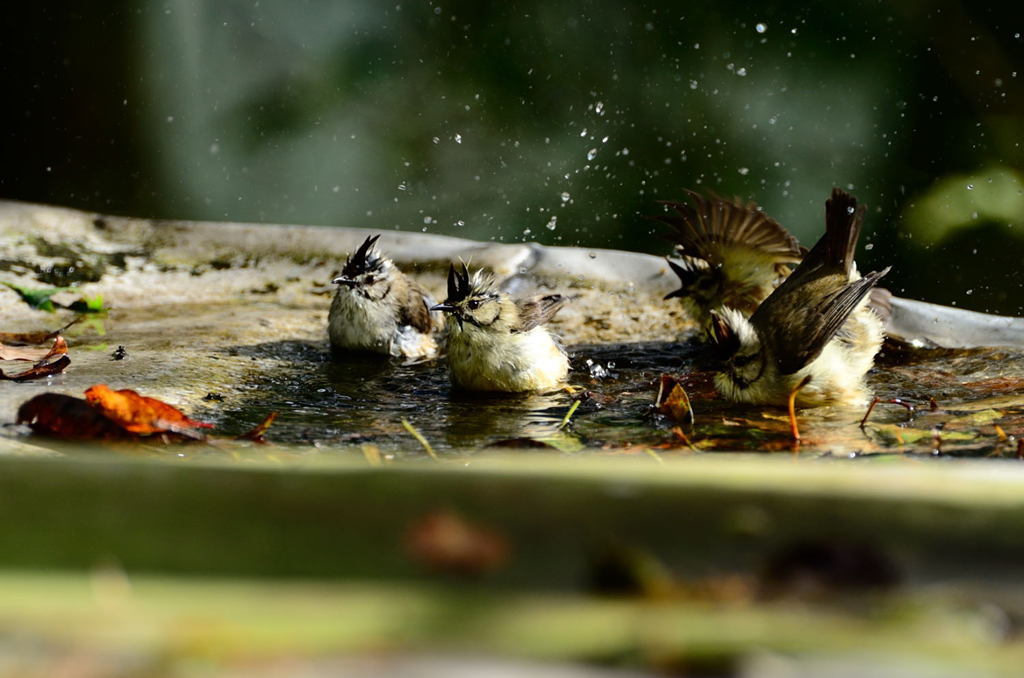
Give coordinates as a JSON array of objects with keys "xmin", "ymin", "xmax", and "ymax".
[
  {"xmin": 709, "ymin": 188, "xmax": 889, "ymax": 422},
  {"xmin": 430, "ymin": 263, "xmax": 569, "ymax": 392},
  {"xmin": 652, "ymin": 191, "xmax": 805, "ymax": 331},
  {"xmin": 327, "ymin": 234, "xmax": 438, "ymax": 361}
]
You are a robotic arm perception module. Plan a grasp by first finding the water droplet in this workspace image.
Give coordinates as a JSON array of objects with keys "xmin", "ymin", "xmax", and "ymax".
[
  {"xmin": 560, "ymin": 192, "xmax": 571, "ymax": 203},
  {"xmin": 689, "ymin": 79, "xmax": 698, "ymax": 90},
  {"xmin": 738, "ymin": 167, "xmax": 749, "ymax": 175},
  {"xmin": 966, "ymin": 289, "xmax": 974, "ymax": 295},
  {"xmin": 423, "ymin": 216, "xmax": 434, "ymax": 224},
  {"xmin": 736, "ymin": 67, "xmax": 747, "ymax": 77},
  {"xmin": 432, "ymin": 136, "xmax": 440, "ymax": 144},
  {"xmin": 588, "ymin": 252, "xmax": 597, "ymax": 259},
  {"xmin": 595, "ymin": 101, "xmax": 604, "ymax": 115},
  {"xmin": 865, "ymin": 243, "xmax": 874, "ymax": 250},
  {"xmin": 545, "ymin": 216, "xmax": 558, "ymax": 230},
  {"xmin": 756, "ymin": 22, "xmax": 767, "ymax": 34},
  {"xmin": 966, "ymin": 183, "xmax": 975, "ymax": 190},
  {"xmin": 586, "ymin": 148, "xmax": 598, "ymax": 161},
  {"xmin": 398, "ymin": 182, "xmax": 407, "ymax": 191},
  {"xmin": 580, "ymin": 128, "xmax": 588, "ymax": 137},
  {"xmin": 847, "ymin": 206, "xmax": 856, "ymax": 214},
  {"xmin": 454, "ymin": 133, "xmax": 462, "ymax": 144}
]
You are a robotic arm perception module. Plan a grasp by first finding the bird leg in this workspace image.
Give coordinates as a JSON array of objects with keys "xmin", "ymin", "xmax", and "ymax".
[
  {"xmin": 788, "ymin": 375, "xmax": 813, "ymax": 441},
  {"xmin": 859, "ymin": 397, "xmax": 916, "ymax": 428}
]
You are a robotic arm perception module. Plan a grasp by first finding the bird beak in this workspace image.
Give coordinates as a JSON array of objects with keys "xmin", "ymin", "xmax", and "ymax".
[
  {"xmin": 430, "ymin": 303, "xmax": 455, "ymax": 313},
  {"xmin": 663, "ymin": 288, "xmax": 685, "ymax": 300},
  {"xmin": 332, "ymin": 276, "xmax": 357, "ymax": 286}
]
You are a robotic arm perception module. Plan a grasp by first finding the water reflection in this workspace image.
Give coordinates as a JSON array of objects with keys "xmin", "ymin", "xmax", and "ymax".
[{"xmin": 214, "ymin": 338, "xmax": 1024, "ymax": 459}]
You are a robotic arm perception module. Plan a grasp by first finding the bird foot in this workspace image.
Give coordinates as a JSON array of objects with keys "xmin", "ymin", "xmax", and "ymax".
[{"xmin": 788, "ymin": 375, "xmax": 813, "ymax": 442}]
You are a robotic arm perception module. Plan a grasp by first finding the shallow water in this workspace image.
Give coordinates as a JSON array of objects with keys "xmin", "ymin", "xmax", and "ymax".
[{"xmin": 202, "ymin": 336, "xmax": 1024, "ymax": 459}]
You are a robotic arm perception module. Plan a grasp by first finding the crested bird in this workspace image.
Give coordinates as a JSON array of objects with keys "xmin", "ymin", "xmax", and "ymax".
[
  {"xmin": 709, "ymin": 188, "xmax": 890, "ymax": 418},
  {"xmin": 654, "ymin": 190, "xmax": 806, "ymax": 331},
  {"xmin": 431, "ymin": 263, "xmax": 569, "ymax": 392},
  {"xmin": 328, "ymin": 234, "xmax": 438, "ymax": 361}
]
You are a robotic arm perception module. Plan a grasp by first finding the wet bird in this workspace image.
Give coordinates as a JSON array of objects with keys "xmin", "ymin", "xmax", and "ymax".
[
  {"xmin": 653, "ymin": 191, "xmax": 805, "ymax": 331},
  {"xmin": 431, "ymin": 263, "xmax": 569, "ymax": 392},
  {"xmin": 328, "ymin": 234, "xmax": 438, "ymax": 361},
  {"xmin": 709, "ymin": 188, "xmax": 889, "ymax": 418}
]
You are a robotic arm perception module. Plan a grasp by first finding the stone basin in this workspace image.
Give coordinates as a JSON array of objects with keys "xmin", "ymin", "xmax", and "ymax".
[{"xmin": 1, "ymin": 199, "xmax": 1024, "ymax": 457}]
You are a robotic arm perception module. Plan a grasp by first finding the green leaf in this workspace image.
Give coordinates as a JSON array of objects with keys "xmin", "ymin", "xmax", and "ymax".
[
  {"xmin": 1, "ymin": 281, "xmax": 74, "ymax": 312},
  {"xmin": 66, "ymin": 294, "xmax": 106, "ymax": 314}
]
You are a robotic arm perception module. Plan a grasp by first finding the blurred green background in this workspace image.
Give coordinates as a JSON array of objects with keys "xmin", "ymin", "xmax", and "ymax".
[{"xmin": 1, "ymin": 1, "xmax": 1021, "ymax": 313}]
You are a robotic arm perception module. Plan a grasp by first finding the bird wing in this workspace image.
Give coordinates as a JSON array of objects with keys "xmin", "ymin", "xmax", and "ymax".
[
  {"xmin": 399, "ymin": 283, "xmax": 434, "ymax": 333},
  {"xmin": 514, "ymin": 294, "xmax": 566, "ymax": 332},
  {"xmin": 653, "ymin": 191, "xmax": 803, "ymax": 266},
  {"xmin": 758, "ymin": 267, "xmax": 890, "ymax": 375}
]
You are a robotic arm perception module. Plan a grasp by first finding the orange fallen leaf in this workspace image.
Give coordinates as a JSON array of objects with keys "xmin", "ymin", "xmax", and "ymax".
[{"xmin": 84, "ymin": 384, "xmax": 214, "ymax": 435}]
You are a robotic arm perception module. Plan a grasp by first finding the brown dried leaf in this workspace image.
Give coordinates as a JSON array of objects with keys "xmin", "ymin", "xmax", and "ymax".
[
  {"xmin": 16, "ymin": 393, "xmax": 130, "ymax": 440},
  {"xmin": 0, "ymin": 335, "xmax": 68, "ymax": 362},
  {"xmin": 0, "ymin": 319, "xmax": 79, "ymax": 345},
  {"xmin": 405, "ymin": 510, "xmax": 509, "ymax": 576},
  {"xmin": 235, "ymin": 412, "xmax": 278, "ymax": 443},
  {"xmin": 0, "ymin": 355, "xmax": 71, "ymax": 382},
  {"xmin": 655, "ymin": 375, "xmax": 694, "ymax": 424}
]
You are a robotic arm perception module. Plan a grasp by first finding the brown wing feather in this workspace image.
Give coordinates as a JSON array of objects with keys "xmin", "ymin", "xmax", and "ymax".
[
  {"xmin": 653, "ymin": 191, "xmax": 803, "ymax": 265},
  {"xmin": 514, "ymin": 294, "xmax": 565, "ymax": 333},
  {"xmin": 766, "ymin": 267, "xmax": 890, "ymax": 375},
  {"xmin": 398, "ymin": 282, "xmax": 433, "ymax": 333},
  {"xmin": 822, "ymin": 188, "xmax": 864, "ymax": 276},
  {"xmin": 750, "ymin": 188, "xmax": 888, "ymax": 375}
]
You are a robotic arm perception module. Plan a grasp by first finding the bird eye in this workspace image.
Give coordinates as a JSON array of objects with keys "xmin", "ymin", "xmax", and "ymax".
[
  {"xmin": 364, "ymin": 275, "xmax": 375, "ymax": 285},
  {"xmin": 467, "ymin": 299, "xmax": 481, "ymax": 310},
  {"xmin": 733, "ymin": 354, "xmax": 755, "ymax": 367}
]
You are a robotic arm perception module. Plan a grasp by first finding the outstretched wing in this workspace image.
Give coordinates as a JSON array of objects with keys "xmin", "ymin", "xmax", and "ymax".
[{"xmin": 653, "ymin": 191, "xmax": 803, "ymax": 266}]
